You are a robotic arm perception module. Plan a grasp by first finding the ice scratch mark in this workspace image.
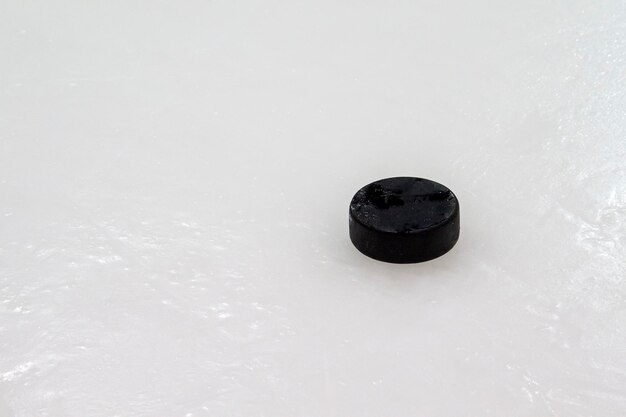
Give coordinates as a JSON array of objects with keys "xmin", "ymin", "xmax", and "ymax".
[{"xmin": 1, "ymin": 362, "xmax": 35, "ymax": 382}]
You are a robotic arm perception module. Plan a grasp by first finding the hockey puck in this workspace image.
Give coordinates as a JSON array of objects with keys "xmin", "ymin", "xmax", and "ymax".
[{"xmin": 349, "ymin": 177, "xmax": 460, "ymax": 263}]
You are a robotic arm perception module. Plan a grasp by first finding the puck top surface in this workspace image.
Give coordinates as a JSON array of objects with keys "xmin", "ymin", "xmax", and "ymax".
[{"xmin": 350, "ymin": 177, "xmax": 457, "ymax": 234}]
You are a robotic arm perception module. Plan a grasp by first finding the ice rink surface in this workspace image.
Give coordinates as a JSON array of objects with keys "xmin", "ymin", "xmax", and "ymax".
[{"xmin": 1, "ymin": 1, "xmax": 625, "ymax": 416}]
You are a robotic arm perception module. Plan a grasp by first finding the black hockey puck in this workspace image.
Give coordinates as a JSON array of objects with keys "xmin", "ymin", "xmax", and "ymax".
[{"xmin": 349, "ymin": 177, "xmax": 460, "ymax": 263}]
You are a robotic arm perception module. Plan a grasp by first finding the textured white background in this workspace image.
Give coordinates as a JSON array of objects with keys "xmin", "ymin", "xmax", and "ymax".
[{"xmin": 1, "ymin": 1, "xmax": 625, "ymax": 416}]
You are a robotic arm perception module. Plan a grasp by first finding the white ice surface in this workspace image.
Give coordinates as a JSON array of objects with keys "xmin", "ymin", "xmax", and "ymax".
[{"xmin": 1, "ymin": 1, "xmax": 625, "ymax": 416}]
